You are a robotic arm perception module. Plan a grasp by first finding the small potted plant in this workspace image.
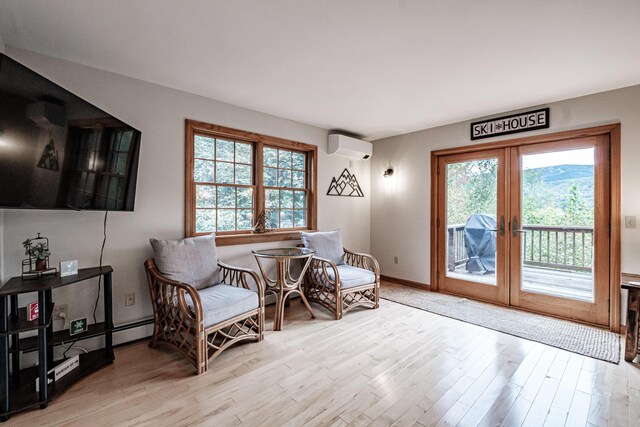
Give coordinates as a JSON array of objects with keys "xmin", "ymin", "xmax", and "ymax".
[{"xmin": 23, "ymin": 238, "xmax": 51, "ymax": 271}]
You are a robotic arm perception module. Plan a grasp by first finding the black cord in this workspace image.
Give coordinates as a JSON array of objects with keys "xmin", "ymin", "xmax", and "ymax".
[
  {"xmin": 63, "ymin": 340, "xmax": 78, "ymax": 359},
  {"xmin": 93, "ymin": 210, "xmax": 108, "ymax": 324}
]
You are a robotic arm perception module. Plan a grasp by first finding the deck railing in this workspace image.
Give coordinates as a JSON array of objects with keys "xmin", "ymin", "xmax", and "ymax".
[
  {"xmin": 447, "ymin": 224, "xmax": 467, "ymax": 272},
  {"xmin": 447, "ymin": 224, "xmax": 594, "ymax": 273}
]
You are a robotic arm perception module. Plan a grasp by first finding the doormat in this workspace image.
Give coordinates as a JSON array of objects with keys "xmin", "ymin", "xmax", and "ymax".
[{"xmin": 381, "ymin": 287, "xmax": 620, "ymax": 363}]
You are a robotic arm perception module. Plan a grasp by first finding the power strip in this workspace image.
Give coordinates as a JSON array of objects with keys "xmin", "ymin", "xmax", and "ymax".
[{"xmin": 35, "ymin": 355, "xmax": 79, "ymax": 392}]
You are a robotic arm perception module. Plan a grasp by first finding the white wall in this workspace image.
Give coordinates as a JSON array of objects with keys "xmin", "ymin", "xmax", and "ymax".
[
  {"xmin": 2, "ymin": 47, "xmax": 371, "ymax": 344},
  {"xmin": 371, "ymin": 85, "xmax": 640, "ymax": 282}
]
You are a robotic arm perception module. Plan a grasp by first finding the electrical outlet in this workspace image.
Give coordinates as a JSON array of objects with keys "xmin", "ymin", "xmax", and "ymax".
[
  {"xmin": 52, "ymin": 304, "xmax": 68, "ymax": 321},
  {"xmin": 625, "ymin": 216, "xmax": 636, "ymax": 229},
  {"xmin": 394, "ymin": 256, "xmax": 398, "ymax": 264},
  {"xmin": 125, "ymin": 293, "xmax": 135, "ymax": 307}
]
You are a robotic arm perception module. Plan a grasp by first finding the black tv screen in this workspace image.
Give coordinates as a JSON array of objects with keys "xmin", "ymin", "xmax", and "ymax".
[{"xmin": 0, "ymin": 54, "xmax": 141, "ymax": 211}]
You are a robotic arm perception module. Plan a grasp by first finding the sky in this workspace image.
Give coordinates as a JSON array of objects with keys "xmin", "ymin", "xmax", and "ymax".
[{"xmin": 522, "ymin": 148, "xmax": 594, "ymax": 170}]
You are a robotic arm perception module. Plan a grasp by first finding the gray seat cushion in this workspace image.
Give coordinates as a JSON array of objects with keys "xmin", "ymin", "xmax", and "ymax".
[
  {"xmin": 301, "ymin": 230, "xmax": 344, "ymax": 265},
  {"xmin": 186, "ymin": 284, "xmax": 259, "ymax": 328},
  {"xmin": 150, "ymin": 234, "xmax": 220, "ymax": 290},
  {"xmin": 328, "ymin": 265, "xmax": 376, "ymax": 289}
]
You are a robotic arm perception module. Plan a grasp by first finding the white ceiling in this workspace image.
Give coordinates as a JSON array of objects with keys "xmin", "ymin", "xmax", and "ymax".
[{"xmin": 1, "ymin": 1, "xmax": 639, "ymax": 140}]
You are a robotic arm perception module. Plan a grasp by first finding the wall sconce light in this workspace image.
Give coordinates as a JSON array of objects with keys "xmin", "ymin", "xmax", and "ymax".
[{"xmin": 383, "ymin": 167, "xmax": 394, "ymax": 178}]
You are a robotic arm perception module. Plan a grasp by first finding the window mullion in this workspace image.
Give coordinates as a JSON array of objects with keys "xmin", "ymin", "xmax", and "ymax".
[{"xmin": 256, "ymin": 140, "xmax": 265, "ymax": 223}]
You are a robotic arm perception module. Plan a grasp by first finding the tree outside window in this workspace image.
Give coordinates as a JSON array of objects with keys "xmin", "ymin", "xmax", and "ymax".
[{"xmin": 185, "ymin": 120, "xmax": 317, "ymax": 245}]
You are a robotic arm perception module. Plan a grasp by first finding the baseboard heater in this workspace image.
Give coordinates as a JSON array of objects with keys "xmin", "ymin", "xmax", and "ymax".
[{"xmin": 113, "ymin": 318, "xmax": 154, "ymax": 333}]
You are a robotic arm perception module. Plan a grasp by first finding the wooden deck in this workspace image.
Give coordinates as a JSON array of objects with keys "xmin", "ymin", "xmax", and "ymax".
[{"xmin": 448, "ymin": 266, "xmax": 593, "ymax": 302}]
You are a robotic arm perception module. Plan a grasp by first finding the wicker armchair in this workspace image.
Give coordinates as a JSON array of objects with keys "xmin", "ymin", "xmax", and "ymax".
[
  {"xmin": 144, "ymin": 259, "xmax": 264, "ymax": 374},
  {"xmin": 304, "ymin": 248, "xmax": 380, "ymax": 320}
]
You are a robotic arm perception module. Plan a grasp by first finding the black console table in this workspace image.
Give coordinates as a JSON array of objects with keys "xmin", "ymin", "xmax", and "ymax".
[{"xmin": 0, "ymin": 266, "xmax": 114, "ymax": 422}]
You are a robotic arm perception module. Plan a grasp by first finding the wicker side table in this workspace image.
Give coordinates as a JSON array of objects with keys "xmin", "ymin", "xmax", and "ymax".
[{"xmin": 253, "ymin": 247, "xmax": 316, "ymax": 331}]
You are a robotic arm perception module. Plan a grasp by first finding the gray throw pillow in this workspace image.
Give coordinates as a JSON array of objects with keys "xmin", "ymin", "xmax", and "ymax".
[
  {"xmin": 150, "ymin": 234, "xmax": 220, "ymax": 290},
  {"xmin": 301, "ymin": 230, "xmax": 344, "ymax": 265}
]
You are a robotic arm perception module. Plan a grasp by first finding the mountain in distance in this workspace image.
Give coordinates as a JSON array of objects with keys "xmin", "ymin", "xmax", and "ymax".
[
  {"xmin": 525, "ymin": 164, "xmax": 594, "ymax": 203},
  {"xmin": 534, "ymin": 164, "xmax": 594, "ymax": 183}
]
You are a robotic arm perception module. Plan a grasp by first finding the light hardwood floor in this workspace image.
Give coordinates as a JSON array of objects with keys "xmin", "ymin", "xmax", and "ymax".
[{"xmin": 11, "ymin": 283, "xmax": 640, "ymax": 426}]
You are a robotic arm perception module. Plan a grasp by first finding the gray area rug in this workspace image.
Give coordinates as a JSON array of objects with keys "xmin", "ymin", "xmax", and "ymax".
[{"xmin": 381, "ymin": 287, "xmax": 620, "ymax": 363}]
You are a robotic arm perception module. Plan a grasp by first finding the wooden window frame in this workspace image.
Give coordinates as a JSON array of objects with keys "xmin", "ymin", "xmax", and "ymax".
[
  {"xmin": 185, "ymin": 119, "xmax": 318, "ymax": 246},
  {"xmin": 262, "ymin": 146, "xmax": 310, "ymax": 230}
]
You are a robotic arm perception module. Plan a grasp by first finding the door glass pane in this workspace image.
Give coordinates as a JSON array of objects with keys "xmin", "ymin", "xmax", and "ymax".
[
  {"xmin": 520, "ymin": 148, "xmax": 594, "ymax": 302},
  {"xmin": 446, "ymin": 159, "xmax": 498, "ymax": 286}
]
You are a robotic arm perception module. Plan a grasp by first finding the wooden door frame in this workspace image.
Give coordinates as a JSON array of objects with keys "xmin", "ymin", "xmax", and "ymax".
[
  {"xmin": 430, "ymin": 124, "xmax": 621, "ymax": 332},
  {"xmin": 436, "ymin": 149, "xmax": 509, "ymax": 305},
  {"xmin": 509, "ymin": 136, "xmax": 610, "ymax": 326}
]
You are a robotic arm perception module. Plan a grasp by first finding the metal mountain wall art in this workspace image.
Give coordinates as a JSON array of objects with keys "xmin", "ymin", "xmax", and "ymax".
[
  {"xmin": 37, "ymin": 139, "xmax": 59, "ymax": 171},
  {"xmin": 327, "ymin": 168, "xmax": 364, "ymax": 197}
]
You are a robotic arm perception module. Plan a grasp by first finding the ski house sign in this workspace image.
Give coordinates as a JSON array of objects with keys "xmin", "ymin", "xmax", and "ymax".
[{"xmin": 470, "ymin": 108, "xmax": 549, "ymax": 140}]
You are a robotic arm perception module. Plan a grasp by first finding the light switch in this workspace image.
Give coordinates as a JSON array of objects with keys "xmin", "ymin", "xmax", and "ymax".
[{"xmin": 625, "ymin": 216, "xmax": 636, "ymax": 229}]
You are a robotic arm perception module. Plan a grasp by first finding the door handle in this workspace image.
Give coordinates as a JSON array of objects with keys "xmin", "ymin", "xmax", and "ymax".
[
  {"xmin": 512, "ymin": 216, "xmax": 527, "ymax": 237},
  {"xmin": 489, "ymin": 215, "xmax": 505, "ymax": 236}
]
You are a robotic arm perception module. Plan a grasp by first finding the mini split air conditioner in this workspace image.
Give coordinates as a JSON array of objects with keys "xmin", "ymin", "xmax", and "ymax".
[
  {"xmin": 327, "ymin": 134, "xmax": 372, "ymax": 160},
  {"xmin": 27, "ymin": 101, "xmax": 65, "ymax": 128}
]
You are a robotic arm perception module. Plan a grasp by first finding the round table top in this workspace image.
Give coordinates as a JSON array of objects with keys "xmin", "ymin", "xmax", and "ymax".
[{"xmin": 252, "ymin": 247, "xmax": 315, "ymax": 258}]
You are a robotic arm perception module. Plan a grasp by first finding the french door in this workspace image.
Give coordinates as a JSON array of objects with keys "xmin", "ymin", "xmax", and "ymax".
[
  {"xmin": 437, "ymin": 149, "xmax": 509, "ymax": 305},
  {"xmin": 435, "ymin": 134, "xmax": 612, "ymax": 326}
]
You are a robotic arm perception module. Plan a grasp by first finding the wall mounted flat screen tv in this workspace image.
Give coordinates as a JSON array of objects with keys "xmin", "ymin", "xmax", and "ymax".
[{"xmin": 0, "ymin": 54, "xmax": 141, "ymax": 211}]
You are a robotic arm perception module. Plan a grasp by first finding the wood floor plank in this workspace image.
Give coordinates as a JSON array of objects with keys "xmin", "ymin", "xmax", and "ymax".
[
  {"xmin": 7, "ymin": 283, "xmax": 634, "ymax": 426},
  {"xmin": 522, "ymin": 375, "xmax": 561, "ymax": 426},
  {"xmin": 566, "ymin": 390, "xmax": 592, "ymax": 426},
  {"xmin": 518, "ymin": 366, "xmax": 549, "ymax": 402},
  {"xmin": 458, "ymin": 358, "xmax": 527, "ymax": 425},
  {"xmin": 510, "ymin": 343, "xmax": 547, "ymax": 387},
  {"xmin": 627, "ymin": 385, "xmax": 640, "ymax": 427},
  {"xmin": 547, "ymin": 356, "xmax": 568, "ymax": 380},
  {"xmin": 364, "ymin": 352, "xmax": 457, "ymax": 423},
  {"xmin": 347, "ymin": 413, "xmax": 375, "ymax": 427},
  {"xmin": 369, "ymin": 352, "xmax": 469, "ymax": 425},
  {"xmin": 389, "ymin": 403, "xmax": 425, "ymax": 427},
  {"xmin": 434, "ymin": 399, "xmax": 471, "ymax": 426},
  {"xmin": 543, "ymin": 406, "xmax": 568, "ymax": 427},
  {"xmin": 476, "ymin": 382, "xmax": 522, "ymax": 427},
  {"xmin": 500, "ymin": 395, "xmax": 534, "ymax": 427},
  {"xmin": 586, "ymin": 362, "xmax": 614, "ymax": 427},
  {"xmin": 607, "ymin": 373, "xmax": 629, "ymax": 427},
  {"xmin": 551, "ymin": 352, "xmax": 584, "ymax": 413},
  {"xmin": 416, "ymin": 389, "xmax": 462, "ymax": 426}
]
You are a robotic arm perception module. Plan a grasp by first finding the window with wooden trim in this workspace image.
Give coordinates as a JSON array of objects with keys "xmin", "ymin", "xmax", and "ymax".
[
  {"xmin": 263, "ymin": 147, "xmax": 308, "ymax": 229},
  {"xmin": 192, "ymin": 135, "xmax": 254, "ymax": 233},
  {"xmin": 185, "ymin": 120, "xmax": 317, "ymax": 245},
  {"xmin": 64, "ymin": 124, "xmax": 138, "ymax": 211}
]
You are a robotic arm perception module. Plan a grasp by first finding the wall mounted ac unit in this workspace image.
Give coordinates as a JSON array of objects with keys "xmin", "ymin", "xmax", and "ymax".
[
  {"xmin": 27, "ymin": 101, "xmax": 65, "ymax": 128},
  {"xmin": 327, "ymin": 134, "xmax": 372, "ymax": 160}
]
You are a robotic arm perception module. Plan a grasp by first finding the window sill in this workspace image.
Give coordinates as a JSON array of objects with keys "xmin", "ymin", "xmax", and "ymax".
[{"xmin": 215, "ymin": 230, "xmax": 317, "ymax": 247}]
